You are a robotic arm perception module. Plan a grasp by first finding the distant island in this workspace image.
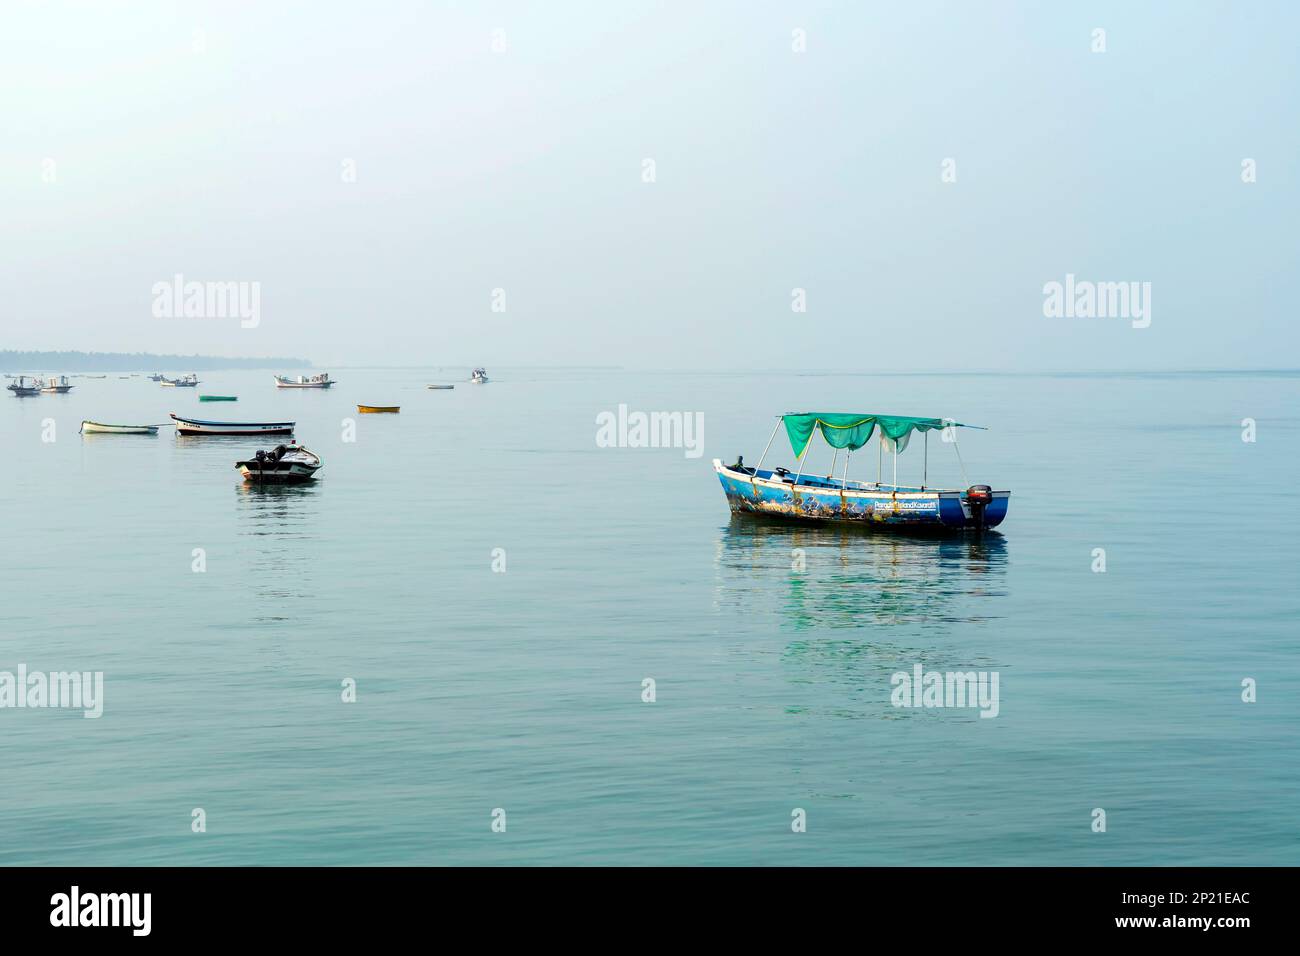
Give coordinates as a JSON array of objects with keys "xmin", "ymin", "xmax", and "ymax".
[{"xmin": 1, "ymin": 350, "xmax": 312, "ymax": 372}]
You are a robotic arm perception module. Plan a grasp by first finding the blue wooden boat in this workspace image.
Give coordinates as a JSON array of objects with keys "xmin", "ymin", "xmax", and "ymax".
[{"xmin": 714, "ymin": 412, "xmax": 1009, "ymax": 532}]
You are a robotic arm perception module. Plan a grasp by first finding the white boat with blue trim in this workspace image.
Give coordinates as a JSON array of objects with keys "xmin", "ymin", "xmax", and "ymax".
[{"xmin": 171, "ymin": 413, "xmax": 294, "ymax": 436}]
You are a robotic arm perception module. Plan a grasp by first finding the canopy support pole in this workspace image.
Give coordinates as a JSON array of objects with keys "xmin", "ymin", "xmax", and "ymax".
[
  {"xmin": 842, "ymin": 450, "xmax": 851, "ymax": 489},
  {"xmin": 753, "ymin": 418, "xmax": 782, "ymax": 473},
  {"xmin": 923, "ymin": 432, "xmax": 928, "ymax": 489},
  {"xmin": 793, "ymin": 429, "xmax": 815, "ymax": 485},
  {"xmin": 877, "ymin": 436, "xmax": 882, "ymax": 486},
  {"xmin": 892, "ymin": 444, "xmax": 897, "ymax": 490},
  {"xmin": 828, "ymin": 447, "xmax": 838, "ymax": 479}
]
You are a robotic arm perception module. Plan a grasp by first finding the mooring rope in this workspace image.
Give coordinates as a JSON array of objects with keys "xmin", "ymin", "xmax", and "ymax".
[{"xmin": 951, "ymin": 429, "xmax": 971, "ymax": 487}]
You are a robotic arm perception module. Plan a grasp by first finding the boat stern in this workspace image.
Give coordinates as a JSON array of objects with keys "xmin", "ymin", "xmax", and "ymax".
[{"xmin": 937, "ymin": 489, "xmax": 1011, "ymax": 530}]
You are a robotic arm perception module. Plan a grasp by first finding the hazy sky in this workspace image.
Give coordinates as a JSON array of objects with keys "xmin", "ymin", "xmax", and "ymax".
[{"xmin": 2, "ymin": 1, "xmax": 1296, "ymax": 369}]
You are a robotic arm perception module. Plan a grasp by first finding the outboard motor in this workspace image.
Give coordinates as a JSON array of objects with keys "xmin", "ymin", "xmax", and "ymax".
[{"xmin": 966, "ymin": 485, "xmax": 993, "ymax": 532}]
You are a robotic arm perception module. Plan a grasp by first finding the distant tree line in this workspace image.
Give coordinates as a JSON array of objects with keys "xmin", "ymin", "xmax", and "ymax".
[{"xmin": 1, "ymin": 351, "xmax": 313, "ymax": 371}]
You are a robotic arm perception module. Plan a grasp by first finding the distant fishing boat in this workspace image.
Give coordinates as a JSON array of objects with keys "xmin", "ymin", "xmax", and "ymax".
[
  {"xmin": 84, "ymin": 374, "xmax": 107, "ymax": 379},
  {"xmin": 427, "ymin": 384, "xmax": 454, "ymax": 390},
  {"xmin": 161, "ymin": 373, "xmax": 199, "ymax": 387},
  {"xmin": 80, "ymin": 421, "xmax": 161, "ymax": 435},
  {"xmin": 7, "ymin": 375, "xmax": 42, "ymax": 396},
  {"xmin": 41, "ymin": 375, "xmax": 74, "ymax": 393},
  {"xmin": 357, "ymin": 405, "xmax": 399, "ymax": 413},
  {"xmin": 171, "ymin": 413, "xmax": 294, "ymax": 436},
  {"xmin": 199, "ymin": 395, "xmax": 238, "ymax": 402},
  {"xmin": 714, "ymin": 412, "xmax": 1010, "ymax": 533},
  {"xmin": 470, "ymin": 368, "xmax": 489, "ymax": 384},
  {"xmin": 148, "ymin": 373, "xmax": 165, "ymax": 381},
  {"xmin": 236, "ymin": 442, "xmax": 321, "ymax": 483},
  {"xmin": 274, "ymin": 372, "xmax": 334, "ymax": 389}
]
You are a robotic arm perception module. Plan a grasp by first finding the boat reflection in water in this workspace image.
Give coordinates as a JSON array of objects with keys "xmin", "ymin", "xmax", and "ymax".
[
  {"xmin": 715, "ymin": 514, "xmax": 1009, "ymax": 717},
  {"xmin": 715, "ymin": 514, "xmax": 1008, "ymax": 632},
  {"xmin": 235, "ymin": 480, "xmax": 322, "ymax": 628}
]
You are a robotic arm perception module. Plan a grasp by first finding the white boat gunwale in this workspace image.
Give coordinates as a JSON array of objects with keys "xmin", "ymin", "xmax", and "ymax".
[{"xmin": 713, "ymin": 459, "xmax": 1008, "ymax": 500}]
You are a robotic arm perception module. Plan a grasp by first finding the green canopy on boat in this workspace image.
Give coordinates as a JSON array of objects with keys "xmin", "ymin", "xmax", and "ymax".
[{"xmin": 782, "ymin": 413, "xmax": 967, "ymax": 458}]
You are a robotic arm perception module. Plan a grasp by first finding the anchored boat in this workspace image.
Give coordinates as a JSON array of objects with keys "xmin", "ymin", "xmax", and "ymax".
[
  {"xmin": 6, "ymin": 375, "xmax": 42, "ymax": 396},
  {"xmin": 41, "ymin": 375, "xmax": 74, "ymax": 393},
  {"xmin": 161, "ymin": 373, "xmax": 200, "ymax": 387},
  {"xmin": 470, "ymin": 368, "xmax": 489, "ymax": 384},
  {"xmin": 199, "ymin": 395, "xmax": 238, "ymax": 402},
  {"xmin": 427, "ymin": 384, "xmax": 454, "ymax": 390},
  {"xmin": 274, "ymin": 372, "xmax": 334, "ymax": 388},
  {"xmin": 81, "ymin": 421, "xmax": 162, "ymax": 435},
  {"xmin": 357, "ymin": 405, "xmax": 399, "ymax": 413},
  {"xmin": 236, "ymin": 442, "xmax": 322, "ymax": 483},
  {"xmin": 714, "ymin": 412, "xmax": 1009, "ymax": 533},
  {"xmin": 171, "ymin": 413, "xmax": 294, "ymax": 436}
]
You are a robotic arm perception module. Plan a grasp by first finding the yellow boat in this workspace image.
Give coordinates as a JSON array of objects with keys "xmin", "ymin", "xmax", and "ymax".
[{"xmin": 357, "ymin": 405, "xmax": 400, "ymax": 414}]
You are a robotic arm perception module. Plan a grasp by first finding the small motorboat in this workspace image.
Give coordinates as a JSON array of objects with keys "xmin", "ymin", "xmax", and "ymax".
[
  {"xmin": 199, "ymin": 395, "xmax": 238, "ymax": 402},
  {"xmin": 274, "ymin": 372, "xmax": 334, "ymax": 388},
  {"xmin": 357, "ymin": 405, "xmax": 399, "ymax": 414},
  {"xmin": 236, "ymin": 442, "xmax": 322, "ymax": 483},
  {"xmin": 41, "ymin": 375, "xmax": 74, "ymax": 393},
  {"xmin": 148, "ymin": 373, "xmax": 165, "ymax": 381},
  {"xmin": 470, "ymin": 368, "xmax": 489, "ymax": 384},
  {"xmin": 427, "ymin": 385, "xmax": 455, "ymax": 390},
  {"xmin": 81, "ymin": 421, "xmax": 162, "ymax": 435},
  {"xmin": 171, "ymin": 413, "xmax": 294, "ymax": 436},
  {"xmin": 84, "ymin": 374, "xmax": 107, "ymax": 379},
  {"xmin": 7, "ymin": 375, "xmax": 42, "ymax": 396},
  {"xmin": 714, "ymin": 412, "xmax": 1010, "ymax": 533},
  {"xmin": 161, "ymin": 373, "xmax": 200, "ymax": 387}
]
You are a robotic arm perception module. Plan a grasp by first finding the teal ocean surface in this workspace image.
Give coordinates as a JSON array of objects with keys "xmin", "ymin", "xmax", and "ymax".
[{"xmin": 2, "ymin": 368, "xmax": 1297, "ymax": 865}]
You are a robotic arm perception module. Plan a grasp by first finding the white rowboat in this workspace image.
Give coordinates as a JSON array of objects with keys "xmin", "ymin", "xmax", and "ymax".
[{"xmin": 81, "ymin": 421, "xmax": 161, "ymax": 435}]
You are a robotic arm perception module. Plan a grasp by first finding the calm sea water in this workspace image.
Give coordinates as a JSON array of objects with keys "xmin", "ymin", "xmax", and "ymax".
[{"xmin": 1, "ymin": 368, "xmax": 1297, "ymax": 865}]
